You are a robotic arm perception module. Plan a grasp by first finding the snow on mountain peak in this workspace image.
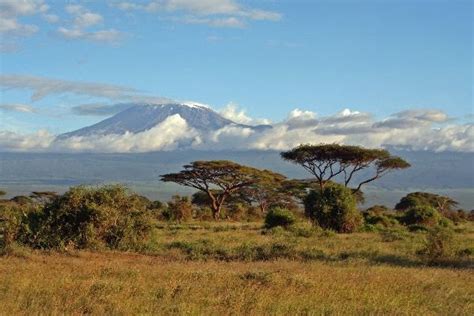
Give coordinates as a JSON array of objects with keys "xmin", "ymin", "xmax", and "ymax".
[{"xmin": 182, "ymin": 101, "xmax": 211, "ymax": 109}]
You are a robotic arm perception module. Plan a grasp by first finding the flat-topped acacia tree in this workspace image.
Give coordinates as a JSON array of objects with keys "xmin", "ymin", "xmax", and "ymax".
[
  {"xmin": 281, "ymin": 144, "xmax": 410, "ymax": 193},
  {"xmin": 160, "ymin": 160, "xmax": 285, "ymax": 219}
]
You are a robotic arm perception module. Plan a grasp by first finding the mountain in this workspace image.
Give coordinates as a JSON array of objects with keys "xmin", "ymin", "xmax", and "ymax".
[{"xmin": 59, "ymin": 102, "xmax": 268, "ymax": 139}]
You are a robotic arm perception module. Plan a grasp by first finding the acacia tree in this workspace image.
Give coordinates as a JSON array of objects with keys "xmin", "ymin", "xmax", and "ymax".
[
  {"xmin": 240, "ymin": 171, "xmax": 289, "ymax": 213},
  {"xmin": 395, "ymin": 192, "xmax": 458, "ymax": 213},
  {"xmin": 281, "ymin": 144, "xmax": 410, "ymax": 193},
  {"xmin": 160, "ymin": 160, "xmax": 277, "ymax": 219}
]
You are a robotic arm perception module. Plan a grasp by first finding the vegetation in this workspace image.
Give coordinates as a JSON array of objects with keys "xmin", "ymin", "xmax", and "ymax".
[
  {"xmin": 264, "ymin": 208, "xmax": 296, "ymax": 229},
  {"xmin": 304, "ymin": 183, "xmax": 363, "ymax": 233},
  {"xmin": 281, "ymin": 144, "xmax": 410, "ymax": 192},
  {"xmin": 161, "ymin": 160, "xmax": 285, "ymax": 219},
  {"xmin": 0, "ymin": 144, "xmax": 472, "ymax": 314},
  {"xmin": 0, "ymin": 220, "xmax": 473, "ymax": 314}
]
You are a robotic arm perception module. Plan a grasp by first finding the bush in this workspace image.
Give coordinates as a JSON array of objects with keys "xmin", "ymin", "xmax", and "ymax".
[
  {"xmin": 27, "ymin": 185, "xmax": 155, "ymax": 250},
  {"xmin": 363, "ymin": 205, "xmax": 399, "ymax": 228},
  {"xmin": 379, "ymin": 227, "xmax": 410, "ymax": 242},
  {"xmin": 0, "ymin": 203, "xmax": 39, "ymax": 252},
  {"xmin": 401, "ymin": 206, "xmax": 442, "ymax": 227},
  {"xmin": 417, "ymin": 226, "xmax": 456, "ymax": 263},
  {"xmin": 304, "ymin": 184, "xmax": 363, "ymax": 233},
  {"xmin": 264, "ymin": 208, "xmax": 296, "ymax": 229},
  {"xmin": 166, "ymin": 195, "xmax": 193, "ymax": 222},
  {"xmin": 288, "ymin": 221, "xmax": 319, "ymax": 237}
]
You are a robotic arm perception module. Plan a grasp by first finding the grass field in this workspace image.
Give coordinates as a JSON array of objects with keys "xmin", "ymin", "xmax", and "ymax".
[{"xmin": 1, "ymin": 221, "xmax": 473, "ymax": 315}]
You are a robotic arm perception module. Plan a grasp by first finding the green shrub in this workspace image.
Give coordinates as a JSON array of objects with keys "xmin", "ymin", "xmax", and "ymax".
[
  {"xmin": 363, "ymin": 205, "xmax": 399, "ymax": 228},
  {"xmin": 166, "ymin": 195, "xmax": 193, "ymax": 222},
  {"xmin": 0, "ymin": 203, "xmax": 39, "ymax": 252},
  {"xmin": 417, "ymin": 226, "xmax": 456, "ymax": 264},
  {"xmin": 28, "ymin": 185, "xmax": 155, "ymax": 250},
  {"xmin": 402, "ymin": 206, "xmax": 442, "ymax": 227},
  {"xmin": 288, "ymin": 221, "xmax": 319, "ymax": 237},
  {"xmin": 304, "ymin": 184, "xmax": 363, "ymax": 233},
  {"xmin": 379, "ymin": 227, "xmax": 410, "ymax": 242},
  {"xmin": 264, "ymin": 208, "xmax": 296, "ymax": 229}
]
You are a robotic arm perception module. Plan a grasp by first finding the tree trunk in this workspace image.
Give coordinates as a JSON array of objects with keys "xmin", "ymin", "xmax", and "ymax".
[
  {"xmin": 210, "ymin": 194, "xmax": 226, "ymax": 220},
  {"xmin": 213, "ymin": 204, "xmax": 222, "ymax": 220}
]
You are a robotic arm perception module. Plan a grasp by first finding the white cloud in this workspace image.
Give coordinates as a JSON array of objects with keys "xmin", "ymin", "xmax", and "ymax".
[
  {"xmin": 0, "ymin": 103, "xmax": 36, "ymax": 113},
  {"xmin": 113, "ymin": 0, "xmax": 281, "ymax": 28},
  {"xmin": 74, "ymin": 12, "xmax": 103, "ymax": 28},
  {"xmin": 219, "ymin": 102, "xmax": 271, "ymax": 125},
  {"xmin": 0, "ymin": 129, "xmax": 54, "ymax": 152},
  {"xmin": 0, "ymin": 0, "xmax": 47, "ymax": 36},
  {"xmin": 42, "ymin": 13, "xmax": 59, "ymax": 23},
  {"xmin": 0, "ymin": 97, "xmax": 472, "ymax": 153},
  {"xmin": 57, "ymin": 27, "xmax": 124, "ymax": 44},
  {"xmin": 374, "ymin": 109, "xmax": 450, "ymax": 129},
  {"xmin": 0, "ymin": 17, "xmax": 38, "ymax": 36},
  {"xmin": 181, "ymin": 15, "xmax": 245, "ymax": 28},
  {"xmin": 58, "ymin": 4, "xmax": 124, "ymax": 44},
  {"xmin": 0, "ymin": 74, "xmax": 142, "ymax": 101},
  {"xmin": 52, "ymin": 114, "xmax": 198, "ymax": 153}
]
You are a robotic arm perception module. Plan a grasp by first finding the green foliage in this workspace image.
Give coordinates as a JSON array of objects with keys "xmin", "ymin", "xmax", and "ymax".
[
  {"xmin": 281, "ymin": 144, "xmax": 410, "ymax": 192},
  {"xmin": 363, "ymin": 205, "xmax": 399, "ymax": 228},
  {"xmin": 161, "ymin": 160, "xmax": 284, "ymax": 219},
  {"xmin": 166, "ymin": 195, "xmax": 193, "ymax": 222},
  {"xmin": 264, "ymin": 208, "xmax": 296, "ymax": 229},
  {"xmin": 10, "ymin": 196, "xmax": 33, "ymax": 205},
  {"xmin": 288, "ymin": 221, "xmax": 320, "ymax": 237},
  {"xmin": 304, "ymin": 184, "xmax": 363, "ymax": 233},
  {"xmin": 395, "ymin": 192, "xmax": 458, "ymax": 212},
  {"xmin": 0, "ymin": 203, "xmax": 39, "ymax": 253},
  {"xmin": 27, "ymin": 185, "xmax": 155, "ymax": 250},
  {"xmin": 379, "ymin": 227, "xmax": 410, "ymax": 242},
  {"xmin": 417, "ymin": 226, "xmax": 456, "ymax": 263},
  {"xmin": 401, "ymin": 205, "xmax": 442, "ymax": 227}
]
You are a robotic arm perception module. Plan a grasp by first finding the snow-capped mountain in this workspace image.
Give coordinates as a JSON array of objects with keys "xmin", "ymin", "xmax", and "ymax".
[{"xmin": 59, "ymin": 102, "xmax": 263, "ymax": 138}]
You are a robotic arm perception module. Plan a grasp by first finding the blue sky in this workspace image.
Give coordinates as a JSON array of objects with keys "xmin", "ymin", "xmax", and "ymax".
[{"xmin": 0, "ymin": 0, "xmax": 472, "ymax": 137}]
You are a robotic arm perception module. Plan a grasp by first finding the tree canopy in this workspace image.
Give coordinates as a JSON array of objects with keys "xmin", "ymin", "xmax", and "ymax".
[
  {"xmin": 395, "ymin": 192, "xmax": 458, "ymax": 213},
  {"xmin": 281, "ymin": 144, "xmax": 410, "ymax": 192},
  {"xmin": 160, "ymin": 160, "xmax": 283, "ymax": 219}
]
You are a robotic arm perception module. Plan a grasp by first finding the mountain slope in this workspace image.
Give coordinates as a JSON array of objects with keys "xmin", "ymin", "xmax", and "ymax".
[{"xmin": 59, "ymin": 102, "xmax": 242, "ymax": 138}]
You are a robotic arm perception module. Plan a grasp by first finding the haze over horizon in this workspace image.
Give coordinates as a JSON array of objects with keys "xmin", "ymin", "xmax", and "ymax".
[{"xmin": 0, "ymin": 0, "xmax": 472, "ymax": 153}]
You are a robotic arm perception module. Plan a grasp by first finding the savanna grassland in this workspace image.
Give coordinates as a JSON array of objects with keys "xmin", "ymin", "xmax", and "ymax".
[{"xmin": 1, "ymin": 221, "xmax": 473, "ymax": 315}]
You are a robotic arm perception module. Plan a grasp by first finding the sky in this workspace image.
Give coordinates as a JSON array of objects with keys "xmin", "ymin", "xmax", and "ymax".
[{"xmin": 0, "ymin": 0, "xmax": 472, "ymax": 152}]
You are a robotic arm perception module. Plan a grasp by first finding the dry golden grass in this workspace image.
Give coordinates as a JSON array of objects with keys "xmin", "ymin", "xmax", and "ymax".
[{"xmin": 0, "ymin": 221, "xmax": 473, "ymax": 315}]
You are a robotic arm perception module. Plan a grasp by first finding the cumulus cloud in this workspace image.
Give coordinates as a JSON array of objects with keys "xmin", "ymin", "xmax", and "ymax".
[
  {"xmin": 52, "ymin": 114, "xmax": 198, "ymax": 153},
  {"xmin": 42, "ymin": 13, "xmax": 59, "ymax": 23},
  {"xmin": 0, "ymin": 103, "xmax": 36, "ymax": 113},
  {"xmin": 57, "ymin": 4, "xmax": 124, "ymax": 44},
  {"xmin": 0, "ymin": 129, "xmax": 54, "ymax": 152},
  {"xmin": 285, "ymin": 108, "xmax": 318, "ymax": 129},
  {"xmin": 219, "ymin": 102, "xmax": 271, "ymax": 125},
  {"xmin": 113, "ymin": 0, "xmax": 281, "ymax": 28},
  {"xmin": 0, "ymin": 0, "xmax": 47, "ymax": 36},
  {"xmin": 0, "ymin": 105, "xmax": 472, "ymax": 153}
]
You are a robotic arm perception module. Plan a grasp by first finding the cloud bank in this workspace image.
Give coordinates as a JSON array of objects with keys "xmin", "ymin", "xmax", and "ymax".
[{"xmin": 0, "ymin": 105, "xmax": 472, "ymax": 153}]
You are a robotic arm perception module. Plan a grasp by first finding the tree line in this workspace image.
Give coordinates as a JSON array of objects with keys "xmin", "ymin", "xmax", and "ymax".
[
  {"xmin": 1, "ymin": 144, "xmax": 472, "ymax": 252},
  {"xmin": 161, "ymin": 144, "xmax": 410, "ymax": 220}
]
